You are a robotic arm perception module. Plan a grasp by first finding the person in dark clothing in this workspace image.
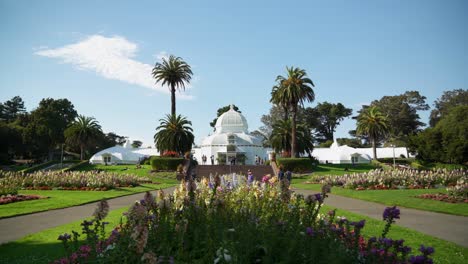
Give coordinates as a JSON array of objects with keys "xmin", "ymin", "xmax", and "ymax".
[
  {"xmin": 278, "ymin": 166, "xmax": 285, "ymax": 181},
  {"xmin": 285, "ymin": 169, "xmax": 292, "ymax": 183}
]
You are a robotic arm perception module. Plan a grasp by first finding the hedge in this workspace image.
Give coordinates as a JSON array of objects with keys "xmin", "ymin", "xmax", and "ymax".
[
  {"xmin": 19, "ymin": 160, "xmax": 58, "ymax": 174},
  {"xmin": 150, "ymin": 157, "xmax": 184, "ymax": 171},
  {"xmin": 377, "ymin": 158, "xmax": 414, "ymax": 165},
  {"xmin": 63, "ymin": 160, "xmax": 89, "ymax": 172},
  {"xmin": 276, "ymin": 158, "xmax": 313, "ymax": 173}
]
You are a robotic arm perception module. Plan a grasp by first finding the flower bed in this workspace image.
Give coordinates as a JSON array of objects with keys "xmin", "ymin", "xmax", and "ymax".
[
  {"xmin": 0, "ymin": 194, "xmax": 47, "ymax": 205},
  {"xmin": 309, "ymin": 168, "xmax": 466, "ymax": 190},
  {"xmin": 416, "ymin": 193, "xmax": 468, "ymax": 203},
  {"xmin": 54, "ymin": 176, "xmax": 434, "ymax": 263},
  {"xmin": 0, "ymin": 171, "xmax": 151, "ymax": 191},
  {"xmin": 417, "ymin": 177, "xmax": 467, "ymax": 203}
]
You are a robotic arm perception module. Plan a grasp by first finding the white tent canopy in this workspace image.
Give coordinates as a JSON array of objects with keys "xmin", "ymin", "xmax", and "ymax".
[{"xmin": 89, "ymin": 140, "xmax": 159, "ymax": 165}]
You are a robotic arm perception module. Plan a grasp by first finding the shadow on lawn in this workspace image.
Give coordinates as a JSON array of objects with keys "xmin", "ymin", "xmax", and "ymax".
[{"xmin": 0, "ymin": 241, "xmax": 66, "ymax": 264}]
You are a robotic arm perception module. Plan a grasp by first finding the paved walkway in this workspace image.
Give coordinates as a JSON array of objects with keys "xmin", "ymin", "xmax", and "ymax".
[
  {"xmin": 0, "ymin": 187, "xmax": 467, "ymax": 248},
  {"xmin": 294, "ymin": 189, "xmax": 468, "ymax": 247},
  {"xmin": 0, "ymin": 187, "xmax": 175, "ymax": 245}
]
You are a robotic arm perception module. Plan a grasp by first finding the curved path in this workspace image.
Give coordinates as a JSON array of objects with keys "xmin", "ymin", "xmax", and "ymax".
[
  {"xmin": 0, "ymin": 187, "xmax": 175, "ymax": 245},
  {"xmin": 0, "ymin": 187, "xmax": 466, "ymax": 248},
  {"xmin": 295, "ymin": 189, "xmax": 468, "ymax": 247}
]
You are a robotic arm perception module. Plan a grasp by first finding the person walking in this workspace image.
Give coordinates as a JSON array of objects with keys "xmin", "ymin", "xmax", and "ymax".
[
  {"xmin": 247, "ymin": 169, "xmax": 254, "ymax": 185},
  {"xmin": 278, "ymin": 166, "xmax": 285, "ymax": 181},
  {"xmin": 210, "ymin": 155, "xmax": 214, "ymax": 165},
  {"xmin": 285, "ymin": 169, "xmax": 292, "ymax": 183}
]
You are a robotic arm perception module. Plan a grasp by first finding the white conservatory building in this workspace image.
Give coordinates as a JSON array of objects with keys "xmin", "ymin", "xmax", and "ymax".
[
  {"xmin": 89, "ymin": 140, "xmax": 159, "ymax": 165},
  {"xmin": 311, "ymin": 139, "xmax": 413, "ymax": 164},
  {"xmin": 192, "ymin": 105, "xmax": 268, "ymax": 165}
]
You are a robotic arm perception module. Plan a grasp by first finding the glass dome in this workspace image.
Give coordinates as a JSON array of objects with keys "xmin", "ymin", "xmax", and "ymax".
[{"xmin": 214, "ymin": 105, "xmax": 248, "ymax": 133}]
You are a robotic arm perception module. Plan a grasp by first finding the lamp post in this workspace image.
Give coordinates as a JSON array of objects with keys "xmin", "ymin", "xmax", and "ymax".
[{"xmin": 392, "ymin": 144, "xmax": 396, "ymax": 167}]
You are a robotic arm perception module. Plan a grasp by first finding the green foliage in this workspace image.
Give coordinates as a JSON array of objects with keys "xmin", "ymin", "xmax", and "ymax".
[
  {"xmin": 356, "ymin": 106, "xmax": 389, "ymax": 160},
  {"xmin": 26, "ymin": 98, "xmax": 78, "ymax": 156},
  {"xmin": 409, "ymin": 105, "xmax": 468, "ymax": 164},
  {"xmin": 64, "ymin": 115, "xmax": 102, "ymax": 160},
  {"xmin": 150, "ymin": 157, "xmax": 184, "ymax": 171},
  {"xmin": 0, "ymin": 96, "xmax": 26, "ymax": 122},
  {"xmin": 304, "ymin": 102, "xmax": 353, "ymax": 142},
  {"xmin": 430, "ymin": 89, "xmax": 468, "ymax": 127},
  {"xmin": 19, "ymin": 160, "xmax": 57, "ymax": 173},
  {"xmin": 210, "ymin": 104, "xmax": 241, "ymax": 129},
  {"xmin": 370, "ymin": 91, "xmax": 429, "ymax": 142},
  {"xmin": 154, "ymin": 114, "xmax": 194, "ymax": 155},
  {"xmin": 152, "ymin": 55, "xmax": 193, "ymax": 116},
  {"xmin": 63, "ymin": 160, "xmax": 89, "ymax": 172},
  {"xmin": 270, "ymin": 119, "xmax": 313, "ymax": 156},
  {"xmin": 277, "ymin": 158, "xmax": 313, "ymax": 172},
  {"xmin": 271, "ymin": 66, "xmax": 315, "ymax": 157},
  {"xmin": 377, "ymin": 158, "xmax": 414, "ymax": 165}
]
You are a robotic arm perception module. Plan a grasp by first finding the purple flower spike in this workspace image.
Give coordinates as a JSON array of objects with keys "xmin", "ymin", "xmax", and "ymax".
[
  {"xmin": 383, "ymin": 206, "xmax": 400, "ymax": 221},
  {"xmin": 314, "ymin": 193, "xmax": 322, "ymax": 202},
  {"xmin": 306, "ymin": 227, "xmax": 314, "ymax": 236},
  {"xmin": 419, "ymin": 245, "xmax": 435, "ymax": 255}
]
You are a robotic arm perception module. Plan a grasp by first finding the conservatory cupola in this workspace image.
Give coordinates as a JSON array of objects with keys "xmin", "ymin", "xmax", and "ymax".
[{"xmin": 214, "ymin": 105, "xmax": 249, "ymax": 134}]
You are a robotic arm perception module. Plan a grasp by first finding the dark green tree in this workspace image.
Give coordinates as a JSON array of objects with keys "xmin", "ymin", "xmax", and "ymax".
[
  {"xmin": 304, "ymin": 102, "xmax": 352, "ymax": 142},
  {"xmin": 0, "ymin": 96, "xmax": 26, "ymax": 122},
  {"xmin": 370, "ymin": 91, "xmax": 429, "ymax": 145},
  {"xmin": 429, "ymin": 89, "xmax": 468, "ymax": 127},
  {"xmin": 271, "ymin": 66, "xmax": 315, "ymax": 157},
  {"xmin": 26, "ymin": 98, "xmax": 78, "ymax": 159},
  {"xmin": 154, "ymin": 114, "xmax": 194, "ymax": 155},
  {"xmin": 64, "ymin": 115, "xmax": 102, "ymax": 160},
  {"xmin": 152, "ymin": 55, "xmax": 193, "ymax": 116},
  {"xmin": 270, "ymin": 119, "xmax": 314, "ymax": 157},
  {"xmin": 410, "ymin": 105, "xmax": 468, "ymax": 164},
  {"xmin": 210, "ymin": 105, "xmax": 241, "ymax": 129}
]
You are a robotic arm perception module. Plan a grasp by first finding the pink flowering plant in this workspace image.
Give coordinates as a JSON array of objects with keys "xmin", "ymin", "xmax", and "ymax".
[
  {"xmin": 310, "ymin": 168, "xmax": 466, "ymax": 190},
  {"xmin": 54, "ymin": 177, "xmax": 435, "ymax": 263},
  {"xmin": 0, "ymin": 170, "xmax": 150, "ymax": 191}
]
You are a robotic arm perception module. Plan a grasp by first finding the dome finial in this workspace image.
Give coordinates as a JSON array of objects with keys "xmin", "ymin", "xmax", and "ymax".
[{"xmin": 230, "ymin": 104, "xmax": 234, "ymax": 110}]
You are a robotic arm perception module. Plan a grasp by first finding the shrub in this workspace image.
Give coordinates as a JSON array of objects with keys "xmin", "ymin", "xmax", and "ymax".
[
  {"xmin": 20, "ymin": 160, "xmax": 57, "ymax": 173},
  {"xmin": 277, "ymin": 158, "xmax": 313, "ymax": 173},
  {"xmin": 54, "ymin": 177, "xmax": 435, "ymax": 264},
  {"xmin": 150, "ymin": 157, "xmax": 184, "ymax": 171},
  {"xmin": 377, "ymin": 158, "xmax": 413, "ymax": 165}
]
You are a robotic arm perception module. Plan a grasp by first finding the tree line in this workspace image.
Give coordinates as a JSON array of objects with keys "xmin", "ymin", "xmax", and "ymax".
[{"xmin": 0, "ymin": 96, "xmax": 130, "ymax": 163}]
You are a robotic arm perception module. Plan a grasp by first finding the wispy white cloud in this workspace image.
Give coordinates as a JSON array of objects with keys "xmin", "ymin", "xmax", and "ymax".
[{"xmin": 35, "ymin": 35, "xmax": 194, "ymax": 99}]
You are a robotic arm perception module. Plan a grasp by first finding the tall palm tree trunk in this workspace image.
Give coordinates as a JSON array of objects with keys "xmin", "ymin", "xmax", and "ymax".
[
  {"xmin": 291, "ymin": 110, "xmax": 297, "ymax": 158},
  {"xmin": 80, "ymin": 144, "xmax": 84, "ymax": 160},
  {"xmin": 171, "ymin": 86, "xmax": 176, "ymax": 116},
  {"xmin": 371, "ymin": 137, "xmax": 377, "ymax": 160}
]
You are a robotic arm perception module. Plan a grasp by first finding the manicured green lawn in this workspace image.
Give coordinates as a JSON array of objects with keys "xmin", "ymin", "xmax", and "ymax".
[
  {"xmin": 0, "ymin": 205, "xmax": 466, "ymax": 264},
  {"xmin": 292, "ymin": 183, "xmax": 468, "ymax": 216},
  {"xmin": 0, "ymin": 183, "xmax": 173, "ymax": 218},
  {"xmin": 0, "ymin": 165, "xmax": 178, "ymax": 218},
  {"xmin": 0, "ymin": 207, "xmax": 129, "ymax": 264}
]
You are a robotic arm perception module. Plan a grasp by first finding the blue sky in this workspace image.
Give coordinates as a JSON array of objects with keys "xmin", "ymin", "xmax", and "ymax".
[{"xmin": 1, "ymin": 0, "xmax": 467, "ymax": 147}]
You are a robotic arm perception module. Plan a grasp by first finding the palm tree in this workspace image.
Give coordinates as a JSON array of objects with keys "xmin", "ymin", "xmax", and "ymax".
[
  {"xmin": 272, "ymin": 66, "xmax": 315, "ymax": 157},
  {"xmin": 356, "ymin": 106, "xmax": 389, "ymax": 160},
  {"xmin": 270, "ymin": 119, "xmax": 314, "ymax": 157},
  {"xmin": 64, "ymin": 115, "xmax": 102, "ymax": 160},
  {"xmin": 152, "ymin": 55, "xmax": 193, "ymax": 116},
  {"xmin": 154, "ymin": 114, "xmax": 194, "ymax": 155}
]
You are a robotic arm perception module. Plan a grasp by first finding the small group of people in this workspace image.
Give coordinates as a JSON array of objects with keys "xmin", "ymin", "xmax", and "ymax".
[
  {"xmin": 254, "ymin": 155, "xmax": 266, "ymax": 165},
  {"xmin": 277, "ymin": 166, "xmax": 292, "ymax": 183},
  {"xmin": 201, "ymin": 154, "xmax": 215, "ymax": 165},
  {"xmin": 229, "ymin": 156, "xmax": 237, "ymax": 165}
]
